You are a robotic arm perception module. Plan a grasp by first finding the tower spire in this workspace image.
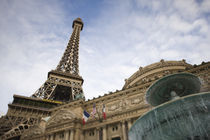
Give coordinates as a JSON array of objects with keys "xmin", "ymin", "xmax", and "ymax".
[
  {"xmin": 56, "ymin": 18, "xmax": 83, "ymax": 75},
  {"xmin": 31, "ymin": 18, "xmax": 84, "ymax": 102}
]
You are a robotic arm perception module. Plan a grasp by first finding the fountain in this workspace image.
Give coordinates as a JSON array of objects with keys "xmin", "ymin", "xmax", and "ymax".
[{"xmin": 129, "ymin": 73, "xmax": 210, "ymax": 140}]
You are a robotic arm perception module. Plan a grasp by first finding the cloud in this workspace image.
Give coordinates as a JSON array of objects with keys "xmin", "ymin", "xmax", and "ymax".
[
  {"xmin": 80, "ymin": 0, "xmax": 210, "ymax": 101},
  {"xmin": 0, "ymin": 0, "xmax": 73, "ymax": 114}
]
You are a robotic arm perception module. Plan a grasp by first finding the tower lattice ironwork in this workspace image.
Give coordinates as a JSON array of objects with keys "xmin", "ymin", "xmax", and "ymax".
[
  {"xmin": 31, "ymin": 18, "xmax": 84, "ymax": 102},
  {"xmin": 0, "ymin": 18, "xmax": 85, "ymax": 140}
]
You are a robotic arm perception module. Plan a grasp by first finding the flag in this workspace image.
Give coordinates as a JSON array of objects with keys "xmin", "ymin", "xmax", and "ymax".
[
  {"xmin": 91, "ymin": 103, "xmax": 96, "ymax": 118},
  {"xmin": 83, "ymin": 110, "xmax": 90, "ymax": 125},
  {"xmin": 102, "ymin": 104, "xmax": 106, "ymax": 120}
]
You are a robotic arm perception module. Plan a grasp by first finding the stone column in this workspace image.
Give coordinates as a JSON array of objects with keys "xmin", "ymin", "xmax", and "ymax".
[
  {"xmin": 74, "ymin": 128, "xmax": 81, "ymax": 140},
  {"xmin": 96, "ymin": 127, "xmax": 100, "ymax": 139},
  {"xmin": 80, "ymin": 131, "xmax": 84, "ymax": 140},
  {"xmin": 128, "ymin": 119, "xmax": 132, "ymax": 130},
  {"xmin": 103, "ymin": 126, "xmax": 107, "ymax": 140},
  {"xmin": 50, "ymin": 134, "xmax": 54, "ymax": 140},
  {"xmin": 46, "ymin": 135, "xmax": 49, "ymax": 140},
  {"xmin": 64, "ymin": 130, "xmax": 69, "ymax": 140},
  {"xmin": 70, "ymin": 129, "xmax": 74, "ymax": 140},
  {"xmin": 121, "ymin": 121, "xmax": 127, "ymax": 140},
  {"xmin": 55, "ymin": 133, "xmax": 60, "ymax": 140}
]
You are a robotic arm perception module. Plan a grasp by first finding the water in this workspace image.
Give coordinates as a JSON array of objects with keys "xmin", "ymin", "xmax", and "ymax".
[{"xmin": 129, "ymin": 92, "xmax": 210, "ymax": 140}]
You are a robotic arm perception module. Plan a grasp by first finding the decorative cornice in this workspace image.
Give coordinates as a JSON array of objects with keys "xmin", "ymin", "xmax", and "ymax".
[
  {"xmin": 123, "ymin": 60, "xmax": 192, "ymax": 89},
  {"xmin": 185, "ymin": 61, "xmax": 210, "ymax": 73}
]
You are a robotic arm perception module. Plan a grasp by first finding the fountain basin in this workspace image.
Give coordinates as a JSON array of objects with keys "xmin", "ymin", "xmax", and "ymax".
[
  {"xmin": 146, "ymin": 73, "xmax": 201, "ymax": 106},
  {"xmin": 129, "ymin": 92, "xmax": 210, "ymax": 140}
]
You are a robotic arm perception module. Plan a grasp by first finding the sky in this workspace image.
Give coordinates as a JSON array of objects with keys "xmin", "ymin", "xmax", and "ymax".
[{"xmin": 0, "ymin": 0, "xmax": 210, "ymax": 114}]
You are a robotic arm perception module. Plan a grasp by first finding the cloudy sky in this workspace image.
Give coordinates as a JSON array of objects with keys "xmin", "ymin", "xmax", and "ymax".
[{"xmin": 0, "ymin": 0, "xmax": 210, "ymax": 114}]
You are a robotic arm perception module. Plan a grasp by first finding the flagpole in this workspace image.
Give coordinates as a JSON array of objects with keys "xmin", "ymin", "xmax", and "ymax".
[{"xmin": 96, "ymin": 107, "xmax": 102, "ymax": 122}]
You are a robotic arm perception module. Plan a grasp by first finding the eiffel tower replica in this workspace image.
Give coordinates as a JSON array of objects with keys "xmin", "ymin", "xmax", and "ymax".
[{"xmin": 0, "ymin": 18, "xmax": 85, "ymax": 140}]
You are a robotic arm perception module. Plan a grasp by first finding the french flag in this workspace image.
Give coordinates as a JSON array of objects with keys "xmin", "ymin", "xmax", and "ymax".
[
  {"xmin": 102, "ymin": 104, "xmax": 106, "ymax": 120},
  {"xmin": 83, "ymin": 110, "xmax": 90, "ymax": 125}
]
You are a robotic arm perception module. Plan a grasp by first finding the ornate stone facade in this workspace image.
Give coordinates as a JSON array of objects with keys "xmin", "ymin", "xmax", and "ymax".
[
  {"xmin": 0, "ymin": 18, "xmax": 209, "ymax": 140},
  {"xmin": 21, "ymin": 60, "xmax": 210, "ymax": 140}
]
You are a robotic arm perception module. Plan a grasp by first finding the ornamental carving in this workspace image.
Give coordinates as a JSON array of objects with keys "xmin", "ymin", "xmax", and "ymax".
[
  {"xmin": 120, "ymin": 98, "xmax": 129, "ymax": 110},
  {"xmin": 129, "ymin": 96, "xmax": 144, "ymax": 106},
  {"xmin": 108, "ymin": 103, "xmax": 120, "ymax": 112},
  {"xmin": 131, "ymin": 97, "xmax": 143, "ymax": 104},
  {"xmin": 46, "ymin": 109, "xmax": 78, "ymax": 126},
  {"xmin": 20, "ymin": 123, "xmax": 45, "ymax": 140}
]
